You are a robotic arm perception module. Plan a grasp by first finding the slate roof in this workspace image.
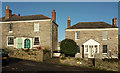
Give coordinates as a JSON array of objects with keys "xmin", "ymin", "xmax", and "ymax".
[
  {"xmin": 67, "ymin": 22, "xmax": 118, "ymax": 29},
  {"xmin": 0, "ymin": 14, "xmax": 51, "ymax": 22}
]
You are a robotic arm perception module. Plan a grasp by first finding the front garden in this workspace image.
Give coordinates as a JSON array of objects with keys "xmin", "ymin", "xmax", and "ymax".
[{"xmin": 4, "ymin": 46, "xmax": 51, "ymax": 62}]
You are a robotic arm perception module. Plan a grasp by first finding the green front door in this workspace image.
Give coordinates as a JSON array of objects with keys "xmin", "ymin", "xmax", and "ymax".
[
  {"xmin": 24, "ymin": 39, "xmax": 31, "ymax": 49},
  {"xmin": 17, "ymin": 38, "xmax": 22, "ymax": 49}
]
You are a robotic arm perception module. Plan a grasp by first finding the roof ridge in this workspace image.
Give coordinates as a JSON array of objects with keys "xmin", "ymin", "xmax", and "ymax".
[
  {"xmin": 67, "ymin": 21, "xmax": 118, "ymax": 29},
  {"xmin": 78, "ymin": 21, "xmax": 105, "ymax": 23}
]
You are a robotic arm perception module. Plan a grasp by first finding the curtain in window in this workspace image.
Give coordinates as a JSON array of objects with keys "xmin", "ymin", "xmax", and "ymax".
[
  {"xmin": 103, "ymin": 31, "xmax": 108, "ymax": 40},
  {"xmin": 8, "ymin": 37, "xmax": 14, "ymax": 45},
  {"xmin": 34, "ymin": 22, "xmax": 39, "ymax": 31}
]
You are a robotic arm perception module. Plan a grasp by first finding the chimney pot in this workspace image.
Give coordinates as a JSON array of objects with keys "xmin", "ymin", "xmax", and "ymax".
[
  {"xmin": 18, "ymin": 14, "xmax": 20, "ymax": 16},
  {"xmin": 52, "ymin": 9, "xmax": 56, "ymax": 22},
  {"xmin": 6, "ymin": 6, "xmax": 9, "ymax": 9},
  {"xmin": 113, "ymin": 18, "xmax": 117, "ymax": 27}
]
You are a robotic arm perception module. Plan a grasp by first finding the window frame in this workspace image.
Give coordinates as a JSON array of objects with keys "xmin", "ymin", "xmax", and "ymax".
[
  {"xmin": 102, "ymin": 45, "xmax": 107, "ymax": 54},
  {"xmin": 7, "ymin": 36, "xmax": 14, "ymax": 46},
  {"xmin": 9, "ymin": 24, "xmax": 13, "ymax": 33},
  {"xmin": 33, "ymin": 36, "xmax": 40, "ymax": 46},
  {"xmin": 34, "ymin": 22, "xmax": 39, "ymax": 32},
  {"xmin": 102, "ymin": 31, "xmax": 108, "ymax": 40},
  {"xmin": 75, "ymin": 31, "xmax": 80, "ymax": 40}
]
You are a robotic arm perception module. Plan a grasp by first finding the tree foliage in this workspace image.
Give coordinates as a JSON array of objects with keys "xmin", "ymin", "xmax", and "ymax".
[{"xmin": 60, "ymin": 39, "xmax": 78, "ymax": 56}]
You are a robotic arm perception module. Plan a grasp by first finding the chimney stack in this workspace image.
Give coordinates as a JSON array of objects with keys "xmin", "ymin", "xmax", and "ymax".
[
  {"xmin": 5, "ymin": 6, "xmax": 12, "ymax": 18},
  {"xmin": 67, "ymin": 16, "xmax": 71, "ymax": 28},
  {"xmin": 113, "ymin": 18, "xmax": 117, "ymax": 27},
  {"xmin": 18, "ymin": 14, "xmax": 20, "ymax": 16},
  {"xmin": 52, "ymin": 9, "xmax": 56, "ymax": 22}
]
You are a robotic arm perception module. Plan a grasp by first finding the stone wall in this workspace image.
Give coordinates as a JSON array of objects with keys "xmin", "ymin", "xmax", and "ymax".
[
  {"xmin": 52, "ymin": 22, "xmax": 58, "ymax": 51},
  {"xmin": 5, "ymin": 47, "xmax": 52, "ymax": 62},
  {"xmin": 2, "ymin": 20, "xmax": 52, "ymax": 50},
  {"xmin": 65, "ymin": 29, "xmax": 119, "ymax": 59},
  {"xmin": 6, "ymin": 48, "xmax": 45, "ymax": 62},
  {"xmin": 43, "ymin": 50, "xmax": 51, "ymax": 61},
  {"xmin": 60, "ymin": 57, "xmax": 119, "ymax": 71}
]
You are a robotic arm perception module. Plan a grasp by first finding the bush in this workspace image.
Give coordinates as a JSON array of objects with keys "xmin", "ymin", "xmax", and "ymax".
[{"xmin": 60, "ymin": 39, "xmax": 78, "ymax": 57}]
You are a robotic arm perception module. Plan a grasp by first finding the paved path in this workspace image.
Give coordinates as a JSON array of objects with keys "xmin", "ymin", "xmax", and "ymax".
[{"xmin": 2, "ymin": 58, "xmax": 118, "ymax": 73}]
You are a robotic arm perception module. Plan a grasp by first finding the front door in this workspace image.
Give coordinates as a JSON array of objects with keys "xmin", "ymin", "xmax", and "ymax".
[
  {"xmin": 24, "ymin": 39, "xmax": 31, "ymax": 49},
  {"xmin": 89, "ymin": 45, "xmax": 94, "ymax": 58}
]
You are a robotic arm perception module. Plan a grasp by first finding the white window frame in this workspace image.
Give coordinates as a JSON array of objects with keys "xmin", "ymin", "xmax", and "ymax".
[
  {"xmin": 102, "ymin": 31, "xmax": 108, "ymax": 40},
  {"xmin": 75, "ymin": 31, "xmax": 80, "ymax": 40},
  {"xmin": 7, "ymin": 36, "xmax": 14, "ymax": 46},
  {"xmin": 33, "ymin": 36, "xmax": 40, "ymax": 47},
  {"xmin": 84, "ymin": 45, "xmax": 89, "ymax": 54},
  {"xmin": 34, "ymin": 22, "xmax": 39, "ymax": 32},
  {"xmin": 9, "ymin": 24, "xmax": 13, "ymax": 33},
  {"xmin": 102, "ymin": 45, "xmax": 107, "ymax": 54}
]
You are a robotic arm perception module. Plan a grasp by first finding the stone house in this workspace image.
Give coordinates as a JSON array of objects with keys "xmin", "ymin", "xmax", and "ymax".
[
  {"xmin": 65, "ymin": 16, "xmax": 119, "ymax": 59},
  {"xmin": 0, "ymin": 6, "xmax": 58, "ymax": 59}
]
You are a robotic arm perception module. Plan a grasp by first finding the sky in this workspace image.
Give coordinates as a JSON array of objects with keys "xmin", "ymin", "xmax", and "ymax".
[{"xmin": 1, "ymin": 2, "xmax": 119, "ymax": 42}]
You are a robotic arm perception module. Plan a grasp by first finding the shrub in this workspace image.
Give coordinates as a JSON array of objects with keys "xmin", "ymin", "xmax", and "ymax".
[{"xmin": 60, "ymin": 39, "xmax": 78, "ymax": 57}]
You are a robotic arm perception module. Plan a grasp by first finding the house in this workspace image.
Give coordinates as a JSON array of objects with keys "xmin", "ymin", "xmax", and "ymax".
[
  {"xmin": 65, "ymin": 16, "xmax": 119, "ymax": 59},
  {"xmin": 0, "ymin": 6, "xmax": 58, "ymax": 60}
]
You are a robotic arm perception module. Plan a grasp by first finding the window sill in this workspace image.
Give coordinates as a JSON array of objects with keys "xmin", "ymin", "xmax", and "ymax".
[
  {"xmin": 75, "ymin": 39, "xmax": 80, "ymax": 40},
  {"xmin": 102, "ymin": 39, "xmax": 107, "ymax": 40},
  {"xmin": 7, "ymin": 45, "xmax": 14, "ymax": 46},
  {"xmin": 102, "ymin": 53, "xmax": 107, "ymax": 54},
  {"xmin": 34, "ymin": 31, "xmax": 39, "ymax": 32},
  {"xmin": 9, "ymin": 31, "xmax": 13, "ymax": 33},
  {"xmin": 33, "ymin": 45, "xmax": 40, "ymax": 47}
]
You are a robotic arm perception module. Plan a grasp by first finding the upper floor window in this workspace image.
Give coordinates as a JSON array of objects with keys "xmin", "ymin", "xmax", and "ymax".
[
  {"xmin": 102, "ymin": 31, "xmax": 108, "ymax": 40},
  {"xmin": 34, "ymin": 37, "xmax": 40, "ymax": 45},
  {"xmin": 9, "ymin": 24, "xmax": 13, "ymax": 33},
  {"xmin": 8, "ymin": 36, "xmax": 14, "ymax": 46},
  {"xmin": 75, "ymin": 31, "xmax": 80, "ymax": 40},
  {"xmin": 103, "ymin": 45, "xmax": 107, "ymax": 53},
  {"xmin": 34, "ymin": 22, "xmax": 39, "ymax": 32}
]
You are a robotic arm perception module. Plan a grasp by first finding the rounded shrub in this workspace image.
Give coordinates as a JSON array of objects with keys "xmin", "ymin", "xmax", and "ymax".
[{"xmin": 60, "ymin": 39, "xmax": 78, "ymax": 57}]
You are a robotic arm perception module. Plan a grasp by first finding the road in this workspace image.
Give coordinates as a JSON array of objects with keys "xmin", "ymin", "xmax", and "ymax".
[{"xmin": 2, "ymin": 58, "xmax": 118, "ymax": 73}]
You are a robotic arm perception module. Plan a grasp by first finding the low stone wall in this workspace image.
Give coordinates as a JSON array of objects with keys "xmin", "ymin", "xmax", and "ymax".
[
  {"xmin": 6, "ymin": 49, "xmax": 44, "ymax": 62},
  {"xmin": 43, "ymin": 50, "xmax": 51, "ymax": 61},
  {"xmin": 60, "ymin": 57, "xmax": 119, "ymax": 71}
]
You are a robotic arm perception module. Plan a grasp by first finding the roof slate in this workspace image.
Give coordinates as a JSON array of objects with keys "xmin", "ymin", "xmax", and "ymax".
[
  {"xmin": 0, "ymin": 14, "xmax": 51, "ymax": 22},
  {"xmin": 67, "ymin": 22, "xmax": 118, "ymax": 29}
]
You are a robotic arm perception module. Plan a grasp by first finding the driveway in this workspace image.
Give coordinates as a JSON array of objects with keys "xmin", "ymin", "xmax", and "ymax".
[{"xmin": 2, "ymin": 58, "xmax": 118, "ymax": 73}]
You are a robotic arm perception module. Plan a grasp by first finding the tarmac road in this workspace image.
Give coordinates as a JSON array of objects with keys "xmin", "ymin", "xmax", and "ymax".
[{"xmin": 2, "ymin": 58, "xmax": 118, "ymax": 73}]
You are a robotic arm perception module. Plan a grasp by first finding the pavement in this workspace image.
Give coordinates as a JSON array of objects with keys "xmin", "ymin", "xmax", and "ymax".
[{"xmin": 1, "ymin": 58, "xmax": 119, "ymax": 73}]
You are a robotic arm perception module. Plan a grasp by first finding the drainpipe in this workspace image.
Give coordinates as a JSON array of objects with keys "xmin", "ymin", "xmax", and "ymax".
[{"xmin": 51, "ymin": 19, "xmax": 53, "ymax": 58}]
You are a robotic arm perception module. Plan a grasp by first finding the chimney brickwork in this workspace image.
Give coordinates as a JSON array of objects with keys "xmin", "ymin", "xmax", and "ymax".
[
  {"xmin": 52, "ymin": 9, "xmax": 56, "ymax": 22},
  {"xmin": 67, "ymin": 16, "xmax": 71, "ymax": 28},
  {"xmin": 113, "ymin": 18, "xmax": 117, "ymax": 27},
  {"xmin": 5, "ymin": 6, "xmax": 12, "ymax": 18}
]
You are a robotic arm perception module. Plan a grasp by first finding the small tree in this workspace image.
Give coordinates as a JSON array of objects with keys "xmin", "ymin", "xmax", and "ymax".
[{"xmin": 60, "ymin": 39, "xmax": 78, "ymax": 57}]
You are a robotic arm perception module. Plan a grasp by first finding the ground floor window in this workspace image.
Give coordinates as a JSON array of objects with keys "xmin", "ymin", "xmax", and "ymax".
[
  {"xmin": 34, "ymin": 37, "xmax": 40, "ymax": 45},
  {"xmin": 8, "ymin": 37, "xmax": 14, "ymax": 46},
  {"xmin": 103, "ymin": 45, "xmax": 107, "ymax": 53}
]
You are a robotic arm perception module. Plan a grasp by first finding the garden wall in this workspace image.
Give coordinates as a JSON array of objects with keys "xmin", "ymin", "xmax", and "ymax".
[
  {"xmin": 5, "ymin": 48, "xmax": 51, "ymax": 62},
  {"xmin": 60, "ymin": 57, "xmax": 119, "ymax": 71}
]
